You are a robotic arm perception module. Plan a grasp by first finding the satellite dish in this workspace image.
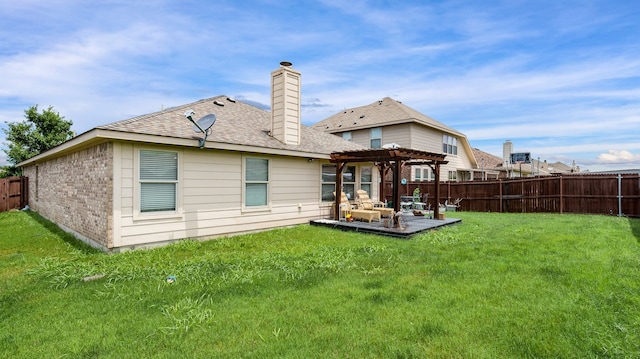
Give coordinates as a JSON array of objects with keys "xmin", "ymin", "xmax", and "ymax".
[
  {"xmin": 184, "ymin": 110, "xmax": 216, "ymax": 149},
  {"xmin": 193, "ymin": 114, "xmax": 216, "ymax": 133}
]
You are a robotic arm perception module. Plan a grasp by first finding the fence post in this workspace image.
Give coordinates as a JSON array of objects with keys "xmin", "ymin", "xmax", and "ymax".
[
  {"xmin": 499, "ymin": 179, "xmax": 503, "ymax": 213},
  {"xmin": 618, "ymin": 174, "xmax": 622, "ymax": 217},
  {"xmin": 559, "ymin": 176, "xmax": 563, "ymax": 214}
]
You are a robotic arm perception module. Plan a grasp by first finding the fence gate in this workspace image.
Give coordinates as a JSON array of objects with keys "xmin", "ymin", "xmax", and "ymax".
[{"xmin": 0, "ymin": 176, "xmax": 28, "ymax": 212}]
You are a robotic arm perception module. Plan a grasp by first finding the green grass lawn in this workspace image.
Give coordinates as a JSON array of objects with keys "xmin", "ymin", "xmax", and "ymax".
[{"xmin": 1, "ymin": 210, "xmax": 639, "ymax": 358}]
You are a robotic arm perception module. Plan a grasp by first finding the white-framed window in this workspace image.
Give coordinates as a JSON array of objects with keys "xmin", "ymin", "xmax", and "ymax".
[
  {"xmin": 413, "ymin": 166, "xmax": 435, "ymax": 182},
  {"xmin": 342, "ymin": 132, "xmax": 352, "ymax": 141},
  {"xmin": 342, "ymin": 166, "xmax": 356, "ymax": 200},
  {"xmin": 426, "ymin": 168, "xmax": 435, "ymax": 181},
  {"xmin": 360, "ymin": 166, "xmax": 373, "ymax": 195},
  {"xmin": 448, "ymin": 170, "xmax": 458, "ymax": 181},
  {"xmin": 321, "ymin": 164, "xmax": 336, "ymax": 201},
  {"xmin": 244, "ymin": 157, "xmax": 269, "ymax": 207},
  {"xmin": 442, "ymin": 134, "xmax": 458, "ymax": 155},
  {"xmin": 321, "ymin": 164, "xmax": 356, "ymax": 201},
  {"xmin": 139, "ymin": 149, "xmax": 178, "ymax": 213},
  {"xmin": 370, "ymin": 127, "xmax": 382, "ymax": 148}
]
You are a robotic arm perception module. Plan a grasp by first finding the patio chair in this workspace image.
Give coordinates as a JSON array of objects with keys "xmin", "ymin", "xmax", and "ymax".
[
  {"xmin": 356, "ymin": 190, "xmax": 394, "ymax": 218},
  {"xmin": 336, "ymin": 191, "xmax": 380, "ymax": 223},
  {"xmin": 332, "ymin": 191, "xmax": 352, "ymax": 220}
]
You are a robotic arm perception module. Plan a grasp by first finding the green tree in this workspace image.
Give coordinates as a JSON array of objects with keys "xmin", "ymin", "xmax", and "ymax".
[{"xmin": 2, "ymin": 105, "xmax": 74, "ymax": 177}]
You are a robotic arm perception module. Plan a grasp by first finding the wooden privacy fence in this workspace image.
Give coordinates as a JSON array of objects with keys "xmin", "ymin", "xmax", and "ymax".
[
  {"xmin": 0, "ymin": 176, "xmax": 28, "ymax": 212},
  {"xmin": 391, "ymin": 174, "xmax": 640, "ymax": 217}
]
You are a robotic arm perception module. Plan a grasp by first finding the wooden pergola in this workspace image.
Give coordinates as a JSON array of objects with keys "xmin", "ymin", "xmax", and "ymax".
[{"xmin": 330, "ymin": 148, "xmax": 448, "ymax": 220}]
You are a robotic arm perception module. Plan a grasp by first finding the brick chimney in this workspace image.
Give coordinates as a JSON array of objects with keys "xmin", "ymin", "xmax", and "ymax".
[{"xmin": 271, "ymin": 61, "xmax": 301, "ymax": 145}]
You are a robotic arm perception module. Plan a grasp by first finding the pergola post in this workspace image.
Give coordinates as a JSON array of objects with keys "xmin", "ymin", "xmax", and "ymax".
[
  {"xmin": 392, "ymin": 160, "xmax": 402, "ymax": 213},
  {"xmin": 377, "ymin": 162, "xmax": 388, "ymax": 204}
]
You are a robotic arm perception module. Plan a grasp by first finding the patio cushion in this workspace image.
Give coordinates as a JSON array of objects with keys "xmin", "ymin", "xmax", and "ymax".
[
  {"xmin": 356, "ymin": 189, "xmax": 394, "ymax": 217},
  {"xmin": 350, "ymin": 209, "xmax": 381, "ymax": 223}
]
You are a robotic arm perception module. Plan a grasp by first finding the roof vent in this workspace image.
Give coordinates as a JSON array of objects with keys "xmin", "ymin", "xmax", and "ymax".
[
  {"xmin": 226, "ymin": 97, "xmax": 236, "ymax": 103},
  {"xmin": 359, "ymin": 114, "xmax": 365, "ymax": 118},
  {"xmin": 280, "ymin": 61, "xmax": 292, "ymax": 67},
  {"xmin": 214, "ymin": 100, "xmax": 225, "ymax": 106}
]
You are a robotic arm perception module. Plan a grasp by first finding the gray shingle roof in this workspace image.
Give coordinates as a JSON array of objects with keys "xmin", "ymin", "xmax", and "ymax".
[
  {"xmin": 311, "ymin": 97, "xmax": 463, "ymax": 136},
  {"xmin": 471, "ymin": 148, "xmax": 504, "ymax": 170},
  {"xmin": 98, "ymin": 95, "xmax": 364, "ymax": 155}
]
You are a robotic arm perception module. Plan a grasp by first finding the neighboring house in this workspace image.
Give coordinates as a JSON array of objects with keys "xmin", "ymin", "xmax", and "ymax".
[
  {"xmin": 470, "ymin": 148, "xmax": 502, "ymax": 180},
  {"xmin": 311, "ymin": 97, "xmax": 478, "ymax": 182},
  {"xmin": 542, "ymin": 160, "xmax": 579, "ymax": 174},
  {"xmin": 18, "ymin": 63, "xmax": 372, "ymax": 252},
  {"xmin": 501, "ymin": 140, "xmax": 579, "ymax": 178}
]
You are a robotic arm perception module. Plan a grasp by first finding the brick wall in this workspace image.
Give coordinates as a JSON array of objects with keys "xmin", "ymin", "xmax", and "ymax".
[{"xmin": 23, "ymin": 142, "xmax": 113, "ymax": 248}]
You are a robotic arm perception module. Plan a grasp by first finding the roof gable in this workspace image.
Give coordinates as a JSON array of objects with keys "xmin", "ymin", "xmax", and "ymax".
[{"xmin": 311, "ymin": 97, "xmax": 463, "ymax": 136}]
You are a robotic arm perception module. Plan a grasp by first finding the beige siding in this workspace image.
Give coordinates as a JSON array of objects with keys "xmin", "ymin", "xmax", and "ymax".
[
  {"xmin": 350, "ymin": 129, "xmax": 371, "ymax": 148},
  {"xmin": 271, "ymin": 158, "xmax": 319, "ymax": 204},
  {"xmin": 348, "ymin": 125, "xmax": 411, "ymax": 149},
  {"xmin": 113, "ymin": 145, "xmax": 329, "ymax": 249},
  {"xmin": 410, "ymin": 124, "xmax": 443, "ymax": 153},
  {"xmin": 271, "ymin": 67, "xmax": 301, "ymax": 145},
  {"xmin": 381, "ymin": 123, "xmax": 411, "ymax": 147}
]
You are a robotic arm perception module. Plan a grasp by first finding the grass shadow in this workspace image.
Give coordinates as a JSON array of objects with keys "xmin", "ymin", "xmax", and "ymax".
[
  {"xmin": 25, "ymin": 211, "xmax": 99, "ymax": 254},
  {"xmin": 629, "ymin": 217, "xmax": 640, "ymax": 242}
]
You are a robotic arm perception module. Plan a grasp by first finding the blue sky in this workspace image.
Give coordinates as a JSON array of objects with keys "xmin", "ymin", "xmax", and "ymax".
[{"xmin": 1, "ymin": 0, "xmax": 639, "ymax": 171}]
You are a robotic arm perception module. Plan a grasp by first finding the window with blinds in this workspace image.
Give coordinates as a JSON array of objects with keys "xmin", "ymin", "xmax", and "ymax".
[
  {"xmin": 245, "ymin": 157, "xmax": 269, "ymax": 206},
  {"xmin": 139, "ymin": 150, "xmax": 178, "ymax": 212}
]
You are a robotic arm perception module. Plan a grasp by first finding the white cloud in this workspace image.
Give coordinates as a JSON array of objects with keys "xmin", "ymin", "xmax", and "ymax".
[{"xmin": 596, "ymin": 150, "xmax": 640, "ymax": 164}]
